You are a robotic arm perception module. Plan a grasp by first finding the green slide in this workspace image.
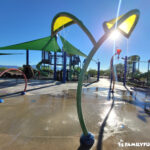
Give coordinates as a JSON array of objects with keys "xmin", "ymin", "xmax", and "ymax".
[{"xmin": 36, "ymin": 61, "xmax": 49, "ymax": 76}]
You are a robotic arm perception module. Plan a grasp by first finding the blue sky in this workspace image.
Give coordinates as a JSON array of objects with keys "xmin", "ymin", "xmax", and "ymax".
[{"xmin": 0, "ymin": 0, "xmax": 150, "ymax": 72}]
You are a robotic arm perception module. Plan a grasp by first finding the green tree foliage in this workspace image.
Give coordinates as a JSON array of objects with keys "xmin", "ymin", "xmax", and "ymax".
[
  {"xmin": 0, "ymin": 67, "xmax": 7, "ymax": 72},
  {"xmin": 115, "ymin": 63, "xmax": 124, "ymax": 76},
  {"xmin": 18, "ymin": 67, "xmax": 23, "ymax": 71},
  {"xmin": 88, "ymin": 69, "xmax": 97, "ymax": 77},
  {"xmin": 128, "ymin": 55, "xmax": 140, "ymax": 62},
  {"xmin": 100, "ymin": 69, "xmax": 110, "ymax": 76},
  {"xmin": 127, "ymin": 55, "xmax": 140, "ymax": 74},
  {"xmin": 74, "ymin": 66, "xmax": 81, "ymax": 73}
]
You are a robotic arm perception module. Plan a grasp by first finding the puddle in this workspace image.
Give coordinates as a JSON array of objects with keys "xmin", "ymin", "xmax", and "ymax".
[{"xmin": 0, "ymin": 82, "xmax": 150, "ymax": 149}]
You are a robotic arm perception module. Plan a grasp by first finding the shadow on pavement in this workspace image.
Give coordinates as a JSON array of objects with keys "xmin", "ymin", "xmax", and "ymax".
[
  {"xmin": 78, "ymin": 145, "xmax": 90, "ymax": 150},
  {"xmin": 96, "ymin": 93, "xmax": 115, "ymax": 150},
  {"xmin": 0, "ymin": 82, "xmax": 62, "ymax": 98}
]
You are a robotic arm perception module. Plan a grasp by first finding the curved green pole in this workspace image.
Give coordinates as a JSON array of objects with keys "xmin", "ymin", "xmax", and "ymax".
[
  {"xmin": 51, "ymin": 12, "xmax": 96, "ymax": 45},
  {"xmin": 76, "ymin": 32, "xmax": 109, "ymax": 135},
  {"xmin": 76, "ymin": 9, "xmax": 140, "ymax": 136}
]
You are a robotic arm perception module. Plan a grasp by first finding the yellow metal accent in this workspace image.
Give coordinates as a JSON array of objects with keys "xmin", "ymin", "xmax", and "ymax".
[
  {"xmin": 105, "ymin": 15, "xmax": 123, "ymax": 29},
  {"xmin": 106, "ymin": 23, "xmax": 113, "ymax": 29},
  {"xmin": 103, "ymin": 10, "xmax": 139, "ymax": 38},
  {"xmin": 119, "ymin": 15, "xmax": 136, "ymax": 34},
  {"xmin": 53, "ymin": 16, "xmax": 73, "ymax": 32}
]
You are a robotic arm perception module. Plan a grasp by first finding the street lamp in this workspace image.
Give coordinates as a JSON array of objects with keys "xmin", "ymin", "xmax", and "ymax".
[{"xmin": 76, "ymin": 9, "xmax": 140, "ymax": 148}]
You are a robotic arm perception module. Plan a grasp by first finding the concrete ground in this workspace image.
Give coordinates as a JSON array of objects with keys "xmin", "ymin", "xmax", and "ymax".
[{"xmin": 0, "ymin": 78, "xmax": 150, "ymax": 150}]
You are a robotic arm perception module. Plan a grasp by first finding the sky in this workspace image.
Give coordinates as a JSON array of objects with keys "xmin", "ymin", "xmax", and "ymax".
[{"xmin": 0, "ymin": 0, "xmax": 150, "ymax": 72}]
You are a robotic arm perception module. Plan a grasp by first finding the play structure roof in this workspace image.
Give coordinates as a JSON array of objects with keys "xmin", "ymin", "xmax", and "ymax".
[
  {"xmin": 0, "ymin": 53, "xmax": 23, "ymax": 55},
  {"xmin": 0, "ymin": 36, "xmax": 61, "ymax": 52},
  {"xmin": 0, "ymin": 36, "xmax": 87, "ymax": 57},
  {"xmin": 60, "ymin": 35, "xmax": 87, "ymax": 57}
]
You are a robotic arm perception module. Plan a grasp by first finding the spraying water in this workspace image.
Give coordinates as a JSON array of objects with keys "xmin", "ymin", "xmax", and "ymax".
[{"xmin": 113, "ymin": 0, "xmax": 122, "ymax": 82}]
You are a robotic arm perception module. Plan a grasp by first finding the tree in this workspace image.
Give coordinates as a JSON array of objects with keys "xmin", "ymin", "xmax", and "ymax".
[
  {"xmin": 88, "ymin": 69, "xmax": 97, "ymax": 77},
  {"xmin": 127, "ymin": 55, "xmax": 140, "ymax": 74},
  {"xmin": 0, "ymin": 67, "xmax": 7, "ymax": 72},
  {"xmin": 102, "ymin": 69, "xmax": 110, "ymax": 76},
  {"xmin": 115, "ymin": 63, "xmax": 124, "ymax": 76}
]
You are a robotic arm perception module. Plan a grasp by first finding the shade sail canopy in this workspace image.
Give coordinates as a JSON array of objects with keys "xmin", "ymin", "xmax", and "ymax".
[
  {"xmin": 103, "ymin": 9, "xmax": 140, "ymax": 38},
  {"xmin": 128, "ymin": 55, "xmax": 140, "ymax": 62},
  {"xmin": 0, "ymin": 53, "xmax": 23, "ymax": 55},
  {"xmin": 60, "ymin": 35, "xmax": 87, "ymax": 57},
  {"xmin": 0, "ymin": 36, "xmax": 61, "ymax": 52},
  {"xmin": 0, "ymin": 35, "xmax": 87, "ymax": 57}
]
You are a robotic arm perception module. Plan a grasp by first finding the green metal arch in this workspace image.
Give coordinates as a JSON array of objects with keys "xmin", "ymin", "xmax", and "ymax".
[
  {"xmin": 51, "ymin": 12, "xmax": 96, "ymax": 45},
  {"xmin": 76, "ymin": 9, "xmax": 140, "ymax": 136}
]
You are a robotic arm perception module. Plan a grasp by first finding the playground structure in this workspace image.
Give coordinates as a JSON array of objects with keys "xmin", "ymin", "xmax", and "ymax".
[
  {"xmin": 36, "ymin": 51, "xmax": 52, "ymax": 77},
  {"xmin": 0, "ymin": 35, "xmax": 87, "ymax": 82},
  {"xmin": 0, "ymin": 12, "xmax": 102, "ymax": 83},
  {"xmin": 36, "ymin": 50, "xmax": 82, "ymax": 81},
  {"xmin": 114, "ymin": 55, "xmax": 150, "ymax": 88},
  {"xmin": 0, "ymin": 8, "xmax": 141, "ymax": 148}
]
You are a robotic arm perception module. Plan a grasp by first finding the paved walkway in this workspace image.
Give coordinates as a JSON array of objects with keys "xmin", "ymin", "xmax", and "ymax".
[{"xmin": 0, "ymin": 79, "xmax": 150, "ymax": 150}]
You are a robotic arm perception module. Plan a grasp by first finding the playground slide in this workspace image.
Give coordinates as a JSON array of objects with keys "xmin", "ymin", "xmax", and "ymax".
[{"xmin": 36, "ymin": 61, "xmax": 49, "ymax": 77}]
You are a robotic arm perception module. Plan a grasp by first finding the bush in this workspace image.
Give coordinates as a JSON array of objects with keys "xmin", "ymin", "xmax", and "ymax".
[
  {"xmin": 0, "ymin": 67, "xmax": 7, "ymax": 72},
  {"xmin": 88, "ymin": 69, "xmax": 97, "ymax": 77}
]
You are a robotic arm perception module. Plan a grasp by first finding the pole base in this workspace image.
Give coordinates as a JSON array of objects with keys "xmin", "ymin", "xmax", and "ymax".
[
  {"xmin": 111, "ymin": 90, "xmax": 114, "ymax": 93},
  {"xmin": 21, "ymin": 91, "xmax": 26, "ymax": 95},
  {"xmin": 80, "ymin": 132, "xmax": 94, "ymax": 148},
  {"xmin": 0, "ymin": 99, "xmax": 4, "ymax": 103}
]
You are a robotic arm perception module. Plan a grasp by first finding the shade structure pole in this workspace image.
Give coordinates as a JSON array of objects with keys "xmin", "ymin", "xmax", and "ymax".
[
  {"xmin": 123, "ymin": 56, "xmax": 127, "ymax": 86},
  {"xmin": 138, "ymin": 60, "xmax": 140, "ymax": 72},
  {"xmin": 69, "ymin": 56, "xmax": 72, "ymax": 81},
  {"xmin": 54, "ymin": 52, "xmax": 57, "ymax": 80},
  {"xmin": 132, "ymin": 61, "xmax": 136, "ymax": 78},
  {"xmin": 147, "ymin": 60, "xmax": 150, "ymax": 84},
  {"xmin": 26, "ymin": 50, "xmax": 29, "ymax": 65},
  {"xmin": 62, "ymin": 51, "xmax": 67, "ymax": 83},
  {"xmin": 97, "ymin": 61, "xmax": 100, "ymax": 81}
]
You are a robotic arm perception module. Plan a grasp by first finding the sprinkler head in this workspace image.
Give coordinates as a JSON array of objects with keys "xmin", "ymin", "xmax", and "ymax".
[
  {"xmin": 0, "ymin": 99, "xmax": 4, "ymax": 103},
  {"xmin": 80, "ymin": 132, "xmax": 95, "ymax": 148},
  {"xmin": 21, "ymin": 91, "xmax": 26, "ymax": 95},
  {"xmin": 116, "ymin": 49, "xmax": 122, "ymax": 55},
  {"xmin": 116, "ymin": 49, "xmax": 122, "ymax": 59}
]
